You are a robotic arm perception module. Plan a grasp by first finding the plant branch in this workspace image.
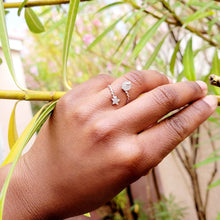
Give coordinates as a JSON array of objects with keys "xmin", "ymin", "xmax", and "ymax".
[
  {"xmin": 203, "ymin": 124, "xmax": 218, "ymax": 214},
  {"xmin": 3, "ymin": 0, "xmax": 90, "ymax": 9},
  {"xmin": 160, "ymin": 0, "xmax": 220, "ymax": 49},
  {"xmin": 0, "ymin": 90, "xmax": 65, "ymax": 101}
]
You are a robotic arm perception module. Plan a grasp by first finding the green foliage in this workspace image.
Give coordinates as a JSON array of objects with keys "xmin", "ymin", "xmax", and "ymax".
[{"xmin": 25, "ymin": 8, "xmax": 45, "ymax": 33}]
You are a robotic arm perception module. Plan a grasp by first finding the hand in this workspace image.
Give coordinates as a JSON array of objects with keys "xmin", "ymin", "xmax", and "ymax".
[{"xmin": 1, "ymin": 70, "xmax": 217, "ymax": 219}]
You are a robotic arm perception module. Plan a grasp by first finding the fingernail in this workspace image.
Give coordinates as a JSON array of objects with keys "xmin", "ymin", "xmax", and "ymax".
[
  {"xmin": 202, "ymin": 95, "xmax": 218, "ymax": 110},
  {"xmin": 196, "ymin": 81, "xmax": 207, "ymax": 94}
]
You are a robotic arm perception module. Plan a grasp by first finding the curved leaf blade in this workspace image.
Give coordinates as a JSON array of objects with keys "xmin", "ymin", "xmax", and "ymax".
[
  {"xmin": 0, "ymin": 0, "xmax": 22, "ymax": 90},
  {"xmin": 25, "ymin": 8, "xmax": 45, "ymax": 33},
  {"xmin": 170, "ymin": 40, "xmax": 181, "ymax": 76},
  {"xmin": 182, "ymin": 38, "xmax": 196, "ymax": 81},
  {"xmin": 144, "ymin": 33, "xmax": 168, "ymax": 69},
  {"xmin": 132, "ymin": 16, "xmax": 166, "ymax": 59},
  {"xmin": 62, "ymin": 0, "xmax": 80, "ymax": 90},
  {"xmin": 87, "ymin": 14, "xmax": 127, "ymax": 51},
  {"xmin": 208, "ymin": 178, "xmax": 220, "ymax": 189},
  {"xmin": 96, "ymin": 2, "xmax": 125, "ymax": 14},
  {"xmin": 8, "ymin": 101, "xmax": 19, "ymax": 149},
  {"xmin": 18, "ymin": 0, "xmax": 28, "ymax": 16}
]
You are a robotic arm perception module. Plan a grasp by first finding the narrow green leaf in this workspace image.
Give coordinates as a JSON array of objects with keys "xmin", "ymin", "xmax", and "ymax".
[
  {"xmin": 24, "ymin": 8, "xmax": 45, "ymax": 33},
  {"xmin": 132, "ymin": 16, "xmax": 166, "ymax": 59},
  {"xmin": 18, "ymin": 0, "xmax": 28, "ymax": 16},
  {"xmin": 170, "ymin": 41, "xmax": 181, "ymax": 76},
  {"xmin": 8, "ymin": 101, "xmax": 19, "ymax": 150},
  {"xmin": 194, "ymin": 156, "xmax": 220, "ymax": 168},
  {"xmin": 0, "ymin": 0, "xmax": 22, "ymax": 90},
  {"xmin": 0, "ymin": 58, "xmax": 2, "ymax": 65},
  {"xmin": 183, "ymin": 1, "xmax": 215, "ymax": 26},
  {"xmin": 182, "ymin": 38, "xmax": 196, "ymax": 81},
  {"xmin": 210, "ymin": 50, "xmax": 220, "ymax": 94},
  {"xmin": 0, "ymin": 101, "xmax": 57, "ymax": 219},
  {"xmin": 189, "ymin": 1, "xmax": 220, "ymax": 11},
  {"xmin": 96, "ymin": 2, "xmax": 125, "ymax": 14},
  {"xmin": 62, "ymin": 0, "xmax": 80, "ymax": 90},
  {"xmin": 87, "ymin": 14, "xmax": 127, "ymax": 51},
  {"xmin": 216, "ymin": 212, "xmax": 220, "ymax": 220},
  {"xmin": 114, "ymin": 17, "xmax": 143, "ymax": 73},
  {"xmin": 208, "ymin": 178, "xmax": 220, "ymax": 189},
  {"xmin": 144, "ymin": 33, "xmax": 168, "ymax": 69}
]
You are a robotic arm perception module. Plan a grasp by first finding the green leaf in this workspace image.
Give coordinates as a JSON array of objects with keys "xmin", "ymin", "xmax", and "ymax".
[
  {"xmin": 114, "ymin": 17, "xmax": 143, "ymax": 71},
  {"xmin": 0, "ymin": 0, "xmax": 22, "ymax": 90},
  {"xmin": 132, "ymin": 16, "xmax": 166, "ymax": 59},
  {"xmin": 216, "ymin": 212, "xmax": 220, "ymax": 220},
  {"xmin": 183, "ymin": 1, "xmax": 215, "ymax": 26},
  {"xmin": 210, "ymin": 50, "xmax": 220, "ymax": 94},
  {"xmin": 0, "ymin": 101, "xmax": 57, "ymax": 219},
  {"xmin": 189, "ymin": 1, "xmax": 220, "ymax": 11},
  {"xmin": 18, "ymin": 0, "xmax": 28, "ymax": 16},
  {"xmin": 144, "ymin": 33, "xmax": 168, "ymax": 69},
  {"xmin": 87, "ymin": 14, "xmax": 127, "ymax": 51},
  {"xmin": 194, "ymin": 156, "xmax": 220, "ymax": 168},
  {"xmin": 182, "ymin": 38, "xmax": 196, "ymax": 81},
  {"xmin": 96, "ymin": 2, "xmax": 125, "ymax": 14},
  {"xmin": 8, "ymin": 101, "xmax": 19, "ymax": 150},
  {"xmin": 170, "ymin": 40, "xmax": 181, "ymax": 76},
  {"xmin": 62, "ymin": 0, "xmax": 80, "ymax": 90},
  {"xmin": 0, "ymin": 57, "xmax": 2, "ymax": 65},
  {"xmin": 208, "ymin": 178, "xmax": 220, "ymax": 189},
  {"xmin": 24, "ymin": 8, "xmax": 45, "ymax": 33}
]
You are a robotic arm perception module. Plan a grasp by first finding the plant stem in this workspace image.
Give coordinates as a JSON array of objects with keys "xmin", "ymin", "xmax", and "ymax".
[{"xmin": 0, "ymin": 90, "xmax": 65, "ymax": 101}]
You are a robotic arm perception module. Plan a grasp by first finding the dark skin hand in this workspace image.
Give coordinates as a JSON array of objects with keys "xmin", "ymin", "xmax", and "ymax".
[{"xmin": 0, "ymin": 70, "xmax": 217, "ymax": 219}]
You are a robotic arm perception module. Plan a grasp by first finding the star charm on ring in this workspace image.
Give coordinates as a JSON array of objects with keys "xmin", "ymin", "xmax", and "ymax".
[{"xmin": 112, "ymin": 95, "xmax": 120, "ymax": 105}]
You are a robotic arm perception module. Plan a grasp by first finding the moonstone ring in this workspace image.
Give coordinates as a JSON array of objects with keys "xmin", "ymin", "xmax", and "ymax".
[{"xmin": 122, "ymin": 81, "xmax": 131, "ymax": 103}]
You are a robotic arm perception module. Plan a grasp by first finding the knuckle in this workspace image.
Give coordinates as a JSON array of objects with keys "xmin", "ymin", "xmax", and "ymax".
[
  {"xmin": 165, "ymin": 116, "xmax": 188, "ymax": 141},
  {"xmin": 96, "ymin": 74, "xmax": 113, "ymax": 84},
  {"xmin": 152, "ymin": 85, "xmax": 177, "ymax": 109},
  {"xmin": 71, "ymin": 104, "xmax": 90, "ymax": 122},
  {"xmin": 119, "ymin": 143, "xmax": 143, "ymax": 176},
  {"xmin": 124, "ymin": 70, "xmax": 145, "ymax": 88},
  {"xmin": 89, "ymin": 118, "xmax": 113, "ymax": 142}
]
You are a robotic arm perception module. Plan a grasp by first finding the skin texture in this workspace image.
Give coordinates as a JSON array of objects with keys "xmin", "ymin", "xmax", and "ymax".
[{"xmin": 0, "ymin": 70, "xmax": 217, "ymax": 220}]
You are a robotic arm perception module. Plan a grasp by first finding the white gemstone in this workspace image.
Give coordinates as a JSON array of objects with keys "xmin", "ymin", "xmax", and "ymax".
[
  {"xmin": 112, "ymin": 96, "xmax": 120, "ymax": 105},
  {"xmin": 122, "ymin": 81, "xmax": 131, "ymax": 91}
]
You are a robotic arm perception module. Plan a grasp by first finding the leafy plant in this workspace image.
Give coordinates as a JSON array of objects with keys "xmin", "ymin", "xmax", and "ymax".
[{"xmin": 1, "ymin": 0, "xmax": 220, "ymax": 219}]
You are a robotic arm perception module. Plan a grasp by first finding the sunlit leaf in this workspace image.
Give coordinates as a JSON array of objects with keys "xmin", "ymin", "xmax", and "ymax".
[
  {"xmin": 8, "ymin": 101, "xmax": 19, "ymax": 150},
  {"xmin": 87, "ymin": 14, "xmax": 127, "ymax": 51},
  {"xmin": 208, "ymin": 178, "xmax": 220, "ymax": 189},
  {"xmin": 210, "ymin": 50, "xmax": 220, "ymax": 94},
  {"xmin": 18, "ymin": 0, "xmax": 28, "ymax": 16},
  {"xmin": 96, "ymin": 1, "xmax": 125, "ymax": 14},
  {"xmin": 170, "ymin": 41, "xmax": 181, "ymax": 76},
  {"xmin": 114, "ymin": 17, "xmax": 143, "ymax": 72},
  {"xmin": 189, "ymin": 1, "xmax": 220, "ymax": 11},
  {"xmin": 62, "ymin": 0, "xmax": 80, "ymax": 90},
  {"xmin": 183, "ymin": 1, "xmax": 215, "ymax": 27},
  {"xmin": 182, "ymin": 38, "xmax": 196, "ymax": 81},
  {"xmin": 144, "ymin": 33, "xmax": 168, "ymax": 69},
  {"xmin": 194, "ymin": 156, "xmax": 220, "ymax": 168},
  {"xmin": 25, "ymin": 8, "xmax": 45, "ymax": 33},
  {"xmin": 0, "ymin": 101, "xmax": 57, "ymax": 219},
  {"xmin": 132, "ymin": 16, "xmax": 166, "ymax": 59},
  {"xmin": 0, "ymin": 0, "xmax": 22, "ymax": 90}
]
